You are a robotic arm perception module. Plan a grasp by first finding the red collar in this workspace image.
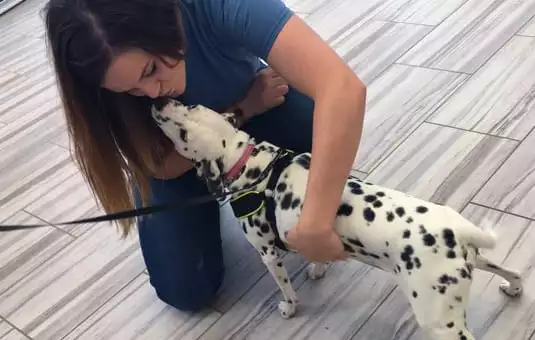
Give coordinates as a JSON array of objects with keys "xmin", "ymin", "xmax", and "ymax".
[{"xmin": 225, "ymin": 144, "xmax": 255, "ymax": 180}]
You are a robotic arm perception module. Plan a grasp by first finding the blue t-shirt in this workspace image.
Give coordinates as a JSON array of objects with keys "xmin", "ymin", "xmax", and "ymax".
[{"xmin": 176, "ymin": 0, "xmax": 293, "ymax": 110}]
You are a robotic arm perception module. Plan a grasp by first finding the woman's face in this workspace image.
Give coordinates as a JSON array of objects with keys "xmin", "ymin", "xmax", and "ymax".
[{"xmin": 102, "ymin": 49, "xmax": 186, "ymax": 98}]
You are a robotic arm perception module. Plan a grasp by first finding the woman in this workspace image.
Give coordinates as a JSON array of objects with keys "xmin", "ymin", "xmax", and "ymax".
[{"xmin": 44, "ymin": 0, "xmax": 366, "ymax": 312}]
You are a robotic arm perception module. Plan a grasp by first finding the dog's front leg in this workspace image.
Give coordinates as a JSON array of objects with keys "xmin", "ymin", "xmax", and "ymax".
[{"xmin": 259, "ymin": 245, "xmax": 299, "ymax": 319}]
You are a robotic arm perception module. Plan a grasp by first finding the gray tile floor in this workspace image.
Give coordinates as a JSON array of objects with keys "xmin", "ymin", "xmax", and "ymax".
[{"xmin": 0, "ymin": 0, "xmax": 534, "ymax": 339}]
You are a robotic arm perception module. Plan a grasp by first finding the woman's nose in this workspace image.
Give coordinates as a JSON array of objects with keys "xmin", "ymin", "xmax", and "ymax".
[{"xmin": 140, "ymin": 81, "xmax": 161, "ymax": 98}]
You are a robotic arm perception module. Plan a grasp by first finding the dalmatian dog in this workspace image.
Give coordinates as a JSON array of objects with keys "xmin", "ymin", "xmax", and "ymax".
[{"xmin": 151, "ymin": 98, "xmax": 522, "ymax": 340}]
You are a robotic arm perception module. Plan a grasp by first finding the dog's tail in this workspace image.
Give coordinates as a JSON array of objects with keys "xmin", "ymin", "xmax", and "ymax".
[{"xmin": 461, "ymin": 218, "xmax": 497, "ymax": 250}]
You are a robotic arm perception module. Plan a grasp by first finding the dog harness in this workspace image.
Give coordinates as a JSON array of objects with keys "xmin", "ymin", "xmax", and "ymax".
[{"xmin": 228, "ymin": 148, "xmax": 295, "ymax": 251}]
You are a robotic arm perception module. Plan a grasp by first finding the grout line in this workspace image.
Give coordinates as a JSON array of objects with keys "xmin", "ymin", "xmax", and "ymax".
[
  {"xmin": 377, "ymin": 18, "xmax": 436, "ymax": 27},
  {"xmin": 423, "ymin": 121, "xmax": 521, "ymax": 142},
  {"xmin": 394, "ymin": 62, "xmax": 471, "ymax": 75},
  {"xmin": 0, "ymin": 315, "xmax": 33, "ymax": 340},
  {"xmin": 514, "ymin": 12, "xmax": 535, "ymax": 36},
  {"xmin": 58, "ymin": 271, "xmax": 146, "ymax": 340},
  {"xmin": 515, "ymin": 33, "xmax": 535, "ymax": 38},
  {"xmin": 22, "ymin": 210, "xmax": 78, "ymax": 238},
  {"xmin": 467, "ymin": 202, "xmax": 535, "ymax": 223},
  {"xmin": 459, "ymin": 125, "xmax": 535, "ymax": 214}
]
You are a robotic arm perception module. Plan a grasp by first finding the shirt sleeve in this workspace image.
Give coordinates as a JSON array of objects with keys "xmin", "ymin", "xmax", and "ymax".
[{"xmin": 203, "ymin": 0, "xmax": 294, "ymax": 60}]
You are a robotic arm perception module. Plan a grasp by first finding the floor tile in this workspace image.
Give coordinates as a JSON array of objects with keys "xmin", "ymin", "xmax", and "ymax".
[
  {"xmin": 519, "ymin": 16, "xmax": 535, "ymax": 36},
  {"xmin": 366, "ymin": 123, "xmax": 517, "ymax": 211},
  {"xmin": 0, "ymin": 319, "xmax": 29, "ymax": 340},
  {"xmin": 374, "ymin": 0, "xmax": 466, "ymax": 26},
  {"xmin": 204, "ymin": 263, "xmax": 395, "ymax": 340},
  {"xmin": 461, "ymin": 205, "xmax": 535, "ymax": 339},
  {"xmin": 0, "ymin": 0, "xmax": 46, "ymax": 39},
  {"xmin": 0, "ymin": 211, "xmax": 73, "ymax": 296},
  {"xmin": 399, "ymin": 0, "xmax": 535, "ymax": 73},
  {"xmin": 353, "ymin": 64, "xmax": 467, "ymax": 173},
  {"xmin": 332, "ymin": 20, "xmax": 433, "ymax": 84},
  {"xmin": 428, "ymin": 36, "xmax": 535, "ymax": 140},
  {"xmin": 0, "ymin": 226, "xmax": 144, "ymax": 340},
  {"xmin": 283, "ymin": 0, "xmax": 327, "ymax": 14},
  {"xmin": 23, "ymin": 163, "xmax": 102, "ymax": 236},
  {"xmin": 199, "ymin": 253, "xmax": 310, "ymax": 340},
  {"xmin": 63, "ymin": 274, "xmax": 221, "ymax": 340},
  {"xmin": 473, "ymin": 129, "xmax": 535, "ymax": 219},
  {"xmin": 0, "ymin": 33, "xmax": 49, "ymax": 76},
  {"xmin": 0, "ymin": 71, "xmax": 58, "ymax": 124},
  {"xmin": 304, "ymin": 0, "xmax": 386, "ymax": 43},
  {"xmin": 0, "ymin": 144, "xmax": 73, "ymax": 221}
]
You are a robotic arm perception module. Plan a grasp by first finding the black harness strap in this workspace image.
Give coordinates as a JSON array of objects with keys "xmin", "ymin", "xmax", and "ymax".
[{"xmin": 230, "ymin": 150, "xmax": 294, "ymax": 252}]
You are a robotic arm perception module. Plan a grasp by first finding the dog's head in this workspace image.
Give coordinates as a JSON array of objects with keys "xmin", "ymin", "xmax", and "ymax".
[{"xmin": 151, "ymin": 97, "xmax": 248, "ymax": 194}]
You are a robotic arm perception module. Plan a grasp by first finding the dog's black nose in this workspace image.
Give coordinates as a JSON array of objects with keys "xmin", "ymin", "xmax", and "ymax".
[{"xmin": 152, "ymin": 97, "xmax": 170, "ymax": 111}]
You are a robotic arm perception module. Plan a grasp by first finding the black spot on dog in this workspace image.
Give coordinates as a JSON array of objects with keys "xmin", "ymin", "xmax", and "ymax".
[
  {"xmin": 443, "ymin": 228, "xmax": 457, "ymax": 248},
  {"xmin": 179, "ymin": 128, "xmax": 188, "ymax": 143},
  {"xmin": 296, "ymin": 154, "xmax": 311, "ymax": 169},
  {"xmin": 416, "ymin": 206, "xmax": 428, "ymax": 214},
  {"xmin": 364, "ymin": 195, "xmax": 377, "ymax": 203},
  {"xmin": 277, "ymin": 262, "xmax": 283, "ymax": 267},
  {"xmin": 242, "ymin": 224, "xmax": 247, "ymax": 234},
  {"xmin": 291, "ymin": 198, "xmax": 301, "ymax": 209},
  {"xmin": 383, "ymin": 252, "xmax": 390, "ymax": 258},
  {"xmin": 447, "ymin": 250, "xmax": 457, "ymax": 259},
  {"xmin": 386, "ymin": 211, "xmax": 395, "ymax": 222},
  {"xmin": 454, "ymin": 296, "xmax": 463, "ymax": 302},
  {"xmin": 253, "ymin": 219, "xmax": 261, "ymax": 227},
  {"xmin": 268, "ymin": 239, "xmax": 275, "ymax": 246},
  {"xmin": 260, "ymin": 223, "xmax": 270, "ymax": 234},
  {"xmin": 396, "ymin": 264, "xmax": 401, "ymax": 272},
  {"xmin": 403, "ymin": 230, "xmax": 411, "ymax": 239},
  {"xmin": 406, "ymin": 217, "xmax": 414, "ymax": 223},
  {"xmin": 261, "ymin": 246, "xmax": 268, "ymax": 254},
  {"xmin": 281, "ymin": 193, "xmax": 293, "ymax": 210},
  {"xmin": 373, "ymin": 200, "xmax": 383, "ymax": 208},
  {"xmin": 419, "ymin": 225, "xmax": 427, "ymax": 234},
  {"xmin": 237, "ymin": 141, "xmax": 244, "ymax": 148},
  {"xmin": 412, "ymin": 291, "xmax": 418, "ymax": 298},
  {"xmin": 414, "ymin": 257, "xmax": 421, "ymax": 268},
  {"xmin": 395, "ymin": 207, "xmax": 406, "ymax": 218},
  {"xmin": 439, "ymin": 274, "xmax": 459, "ymax": 285},
  {"xmin": 276, "ymin": 182, "xmax": 287, "ymax": 192},
  {"xmin": 386, "ymin": 241, "xmax": 390, "ymax": 247},
  {"xmin": 251, "ymin": 148, "xmax": 260, "ymax": 157},
  {"xmin": 257, "ymin": 232, "xmax": 263, "ymax": 237},
  {"xmin": 222, "ymin": 139, "xmax": 226, "ymax": 148},
  {"xmin": 337, "ymin": 203, "xmax": 353, "ymax": 217},
  {"xmin": 348, "ymin": 237, "xmax": 364, "ymax": 248},
  {"xmin": 447, "ymin": 322, "xmax": 454, "ymax": 328},
  {"xmin": 359, "ymin": 249, "xmax": 380, "ymax": 260},
  {"xmin": 343, "ymin": 242, "xmax": 355, "ymax": 253},
  {"xmin": 423, "ymin": 233, "xmax": 436, "ymax": 246},
  {"xmin": 486, "ymin": 263, "xmax": 499, "ymax": 270},
  {"xmin": 376, "ymin": 191, "xmax": 385, "ymax": 197},
  {"xmin": 363, "ymin": 207, "xmax": 376, "ymax": 222},
  {"xmin": 401, "ymin": 245, "xmax": 415, "ymax": 270},
  {"xmin": 245, "ymin": 168, "xmax": 262, "ymax": 180}
]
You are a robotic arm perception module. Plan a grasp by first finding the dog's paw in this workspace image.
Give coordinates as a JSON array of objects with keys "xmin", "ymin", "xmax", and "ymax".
[
  {"xmin": 278, "ymin": 300, "xmax": 297, "ymax": 319},
  {"xmin": 499, "ymin": 280, "xmax": 523, "ymax": 297},
  {"xmin": 307, "ymin": 263, "xmax": 327, "ymax": 280}
]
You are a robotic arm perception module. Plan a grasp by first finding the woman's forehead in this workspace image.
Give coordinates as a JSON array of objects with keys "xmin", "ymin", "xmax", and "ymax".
[{"xmin": 101, "ymin": 50, "xmax": 151, "ymax": 92}]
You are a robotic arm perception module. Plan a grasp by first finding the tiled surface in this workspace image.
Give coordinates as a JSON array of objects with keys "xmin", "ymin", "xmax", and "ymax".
[
  {"xmin": 473, "ymin": 129, "xmax": 535, "ymax": 219},
  {"xmin": 1, "ymin": 0, "xmax": 534, "ymax": 339},
  {"xmin": 399, "ymin": 0, "xmax": 535, "ymax": 73},
  {"xmin": 428, "ymin": 36, "xmax": 535, "ymax": 140}
]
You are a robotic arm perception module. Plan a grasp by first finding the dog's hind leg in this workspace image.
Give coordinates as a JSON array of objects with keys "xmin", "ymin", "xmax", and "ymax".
[
  {"xmin": 307, "ymin": 262, "xmax": 328, "ymax": 280},
  {"xmin": 474, "ymin": 253, "xmax": 523, "ymax": 297}
]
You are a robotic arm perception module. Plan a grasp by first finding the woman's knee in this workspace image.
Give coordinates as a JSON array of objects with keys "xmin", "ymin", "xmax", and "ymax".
[{"xmin": 149, "ymin": 262, "xmax": 224, "ymax": 312}]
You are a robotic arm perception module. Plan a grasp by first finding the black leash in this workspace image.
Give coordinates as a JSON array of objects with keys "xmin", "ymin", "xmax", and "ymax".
[{"xmin": 0, "ymin": 149, "xmax": 290, "ymax": 232}]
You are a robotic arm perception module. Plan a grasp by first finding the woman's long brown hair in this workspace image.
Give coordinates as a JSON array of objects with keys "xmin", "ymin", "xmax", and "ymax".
[{"xmin": 43, "ymin": 0, "xmax": 187, "ymax": 236}]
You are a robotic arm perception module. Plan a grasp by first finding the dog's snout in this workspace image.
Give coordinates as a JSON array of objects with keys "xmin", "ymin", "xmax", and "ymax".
[{"xmin": 152, "ymin": 97, "xmax": 170, "ymax": 111}]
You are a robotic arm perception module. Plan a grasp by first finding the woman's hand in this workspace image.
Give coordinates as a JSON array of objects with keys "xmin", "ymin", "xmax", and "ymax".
[
  {"xmin": 237, "ymin": 67, "xmax": 289, "ymax": 119},
  {"xmin": 286, "ymin": 221, "xmax": 347, "ymax": 262}
]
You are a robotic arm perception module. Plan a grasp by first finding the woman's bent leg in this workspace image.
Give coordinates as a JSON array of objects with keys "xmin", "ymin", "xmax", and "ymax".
[{"xmin": 136, "ymin": 169, "xmax": 224, "ymax": 312}]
